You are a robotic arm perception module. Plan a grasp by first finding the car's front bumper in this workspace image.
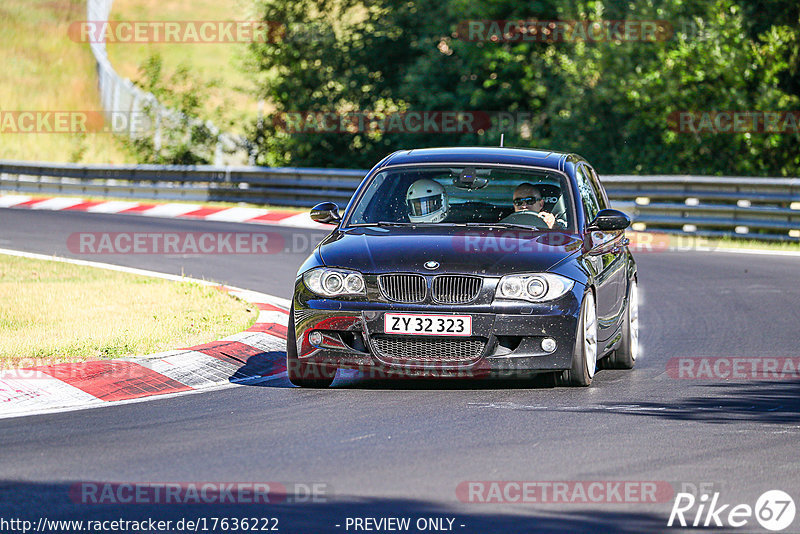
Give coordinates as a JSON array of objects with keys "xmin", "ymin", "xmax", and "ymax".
[{"xmin": 292, "ymin": 283, "xmax": 585, "ymax": 378}]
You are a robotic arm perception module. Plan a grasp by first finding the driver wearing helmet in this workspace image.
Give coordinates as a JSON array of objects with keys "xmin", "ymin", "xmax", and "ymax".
[{"xmin": 406, "ymin": 179, "xmax": 449, "ymax": 223}]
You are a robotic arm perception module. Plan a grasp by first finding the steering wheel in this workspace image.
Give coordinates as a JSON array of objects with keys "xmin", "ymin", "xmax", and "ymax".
[
  {"xmin": 499, "ymin": 211, "xmax": 551, "ymax": 229},
  {"xmin": 551, "ymin": 207, "xmax": 568, "ymax": 229}
]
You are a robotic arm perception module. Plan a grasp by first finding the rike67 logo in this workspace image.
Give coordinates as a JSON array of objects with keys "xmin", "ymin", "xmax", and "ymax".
[{"xmin": 668, "ymin": 490, "xmax": 796, "ymax": 531}]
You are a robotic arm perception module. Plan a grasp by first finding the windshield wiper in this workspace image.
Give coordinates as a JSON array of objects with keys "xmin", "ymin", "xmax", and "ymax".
[
  {"xmin": 351, "ymin": 221, "xmax": 416, "ymax": 227},
  {"xmin": 461, "ymin": 222, "xmax": 543, "ymax": 231},
  {"xmin": 494, "ymin": 223, "xmax": 543, "ymax": 230}
]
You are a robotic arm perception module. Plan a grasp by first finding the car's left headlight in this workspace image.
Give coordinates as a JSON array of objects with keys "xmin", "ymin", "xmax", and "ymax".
[
  {"xmin": 303, "ymin": 268, "xmax": 366, "ymax": 297},
  {"xmin": 494, "ymin": 273, "xmax": 574, "ymax": 303}
]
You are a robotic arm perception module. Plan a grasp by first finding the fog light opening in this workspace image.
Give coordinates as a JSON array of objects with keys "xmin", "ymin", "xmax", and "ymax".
[
  {"xmin": 541, "ymin": 337, "xmax": 557, "ymax": 353},
  {"xmin": 309, "ymin": 331, "xmax": 323, "ymax": 346}
]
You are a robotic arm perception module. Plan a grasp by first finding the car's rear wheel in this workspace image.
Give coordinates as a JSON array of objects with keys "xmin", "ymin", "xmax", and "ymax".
[
  {"xmin": 601, "ymin": 278, "xmax": 639, "ymax": 370},
  {"xmin": 555, "ymin": 290, "xmax": 597, "ymax": 387},
  {"xmin": 286, "ymin": 306, "xmax": 336, "ymax": 388}
]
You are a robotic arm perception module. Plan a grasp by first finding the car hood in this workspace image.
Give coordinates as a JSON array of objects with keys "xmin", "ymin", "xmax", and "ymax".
[{"xmin": 317, "ymin": 226, "xmax": 583, "ymax": 276}]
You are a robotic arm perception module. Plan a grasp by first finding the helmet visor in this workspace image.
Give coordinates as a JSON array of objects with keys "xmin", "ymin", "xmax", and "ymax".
[{"xmin": 408, "ymin": 194, "xmax": 443, "ymax": 217}]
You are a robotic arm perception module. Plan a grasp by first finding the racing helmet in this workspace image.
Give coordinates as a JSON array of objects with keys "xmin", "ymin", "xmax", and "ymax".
[{"xmin": 406, "ymin": 179, "xmax": 448, "ymax": 223}]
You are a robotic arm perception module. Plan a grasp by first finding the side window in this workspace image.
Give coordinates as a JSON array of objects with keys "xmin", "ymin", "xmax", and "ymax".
[
  {"xmin": 576, "ymin": 165, "xmax": 600, "ymax": 223},
  {"xmin": 586, "ymin": 166, "xmax": 609, "ymax": 209}
]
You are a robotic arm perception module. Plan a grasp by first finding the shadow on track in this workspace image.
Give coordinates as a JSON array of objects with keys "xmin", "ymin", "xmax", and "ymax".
[
  {"xmin": 229, "ymin": 351, "xmax": 286, "ymax": 383},
  {"xmin": 332, "ymin": 371, "xmax": 559, "ymax": 390},
  {"xmin": 237, "ymin": 366, "xmax": 561, "ymax": 391},
  {"xmin": 0, "ymin": 480, "xmax": 669, "ymax": 534},
  {"xmin": 228, "ymin": 348, "xmax": 567, "ymax": 390},
  {"xmin": 594, "ymin": 380, "xmax": 800, "ymax": 425}
]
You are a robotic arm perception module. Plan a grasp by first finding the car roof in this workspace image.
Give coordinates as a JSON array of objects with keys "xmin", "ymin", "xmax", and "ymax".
[{"xmin": 378, "ymin": 147, "xmax": 574, "ymax": 172}]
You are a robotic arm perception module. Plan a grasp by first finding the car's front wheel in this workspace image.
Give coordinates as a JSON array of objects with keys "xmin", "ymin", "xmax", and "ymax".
[
  {"xmin": 286, "ymin": 306, "xmax": 336, "ymax": 388},
  {"xmin": 555, "ymin": 290, "xmax": 597, "ymax": 387},
  {"xmin": 600, "ymin": 278, "xmax": 639, "ymax": 369}
]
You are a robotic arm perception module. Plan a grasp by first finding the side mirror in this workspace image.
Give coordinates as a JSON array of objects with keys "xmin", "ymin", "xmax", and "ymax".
[
  {"xmin": 310, "ymin": 202, "xmax": 341, "ymax": 224},
  {"xmin": 587, "ymin": 209, "xmax": 630, "ymax": 232}
]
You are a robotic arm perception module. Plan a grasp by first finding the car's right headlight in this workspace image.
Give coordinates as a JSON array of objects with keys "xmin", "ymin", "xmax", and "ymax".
[
  {"xmin": 303, "ymin": 268, "xmax": 366, "ymax": 297},
  {"xmin": 494, "ymin": 273, "xmax": 574, "ymax": 303}
]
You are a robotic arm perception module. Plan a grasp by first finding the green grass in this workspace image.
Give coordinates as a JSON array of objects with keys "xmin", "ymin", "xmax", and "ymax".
[
  {"xmin": 106, "ymin": 0, "xmax": 262, "ymax": 136},
  {"xmin": 704, "ymin": 236, "xmax": 800, "ymax": 252},
  {"xmin": 0, "ymin": 254, "xmax": 257, "ymax": 367},
  {"xmin": 628, "ymin": 231, "xmax": 800, "ymax": 253},
  {"xmin": 0, "ymin": 0, "xmax": 135, "ymax": 163}
]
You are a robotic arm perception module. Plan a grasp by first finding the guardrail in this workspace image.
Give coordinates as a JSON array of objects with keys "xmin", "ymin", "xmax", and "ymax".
[
  {"xmin": 0, "ymin": 161, "xmax": 364, "ymax": 209},
  {"xmin": 1, "ymin": 161, "xmax": 798, "ymax": 241},
  {"xmin": 87, "ymin": 0, "xmax": 247, "ymax": 165},
  {"xmin": 603, "ymin": 175, "xmax": 800, "ymax": 241}
]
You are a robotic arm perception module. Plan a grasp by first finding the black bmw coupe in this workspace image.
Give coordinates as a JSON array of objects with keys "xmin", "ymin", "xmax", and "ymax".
[{"xmin": 288, "ymin": 147, "xmax": 638, "ymax": 387}]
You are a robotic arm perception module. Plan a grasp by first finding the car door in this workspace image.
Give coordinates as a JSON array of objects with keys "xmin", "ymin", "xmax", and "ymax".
[
  {"xmin": 576, "ymin": 163, "xmax": 624, "ymax": 341},
  {"xmin": 587, "ymin": 164, "xmax": 628, "ymax": 328}
]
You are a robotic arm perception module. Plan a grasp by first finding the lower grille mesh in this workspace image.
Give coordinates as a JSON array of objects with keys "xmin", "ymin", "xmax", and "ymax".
[{"xmin": 371, "ymin": 336, "xmax": 485, "ymax": 362}]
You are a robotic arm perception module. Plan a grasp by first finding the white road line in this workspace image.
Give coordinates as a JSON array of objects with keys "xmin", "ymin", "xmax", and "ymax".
[
  {"xmin": 228, "ymin": 289, "xmax": 290, "ymax": 309},
  {"xmin": 232, "ymin": 370, "xmax": 288, "ymax": 385},
  {"xmin": 0, "ymin": 247, "xmax": 292, "ymax": 419},
  {"xmin": 0, "ymin": 248, "xmax": 221, "ymax": 285},
  {"xmin": 0, "ymin": 248, "xmax": 290, "ymax": 313},
  {"xmin": 0, "ymin": 380, "xmax": 244, "ymax": 421},
  {"xmin": 340, "ymin": 433, "xmax": 376, "ymax": 443},
  {"xmin": 254, "ymin": 310, "xmax": 290, "ymax": 325}
]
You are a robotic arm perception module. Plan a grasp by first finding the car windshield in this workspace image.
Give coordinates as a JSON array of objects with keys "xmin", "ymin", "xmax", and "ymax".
[{"xmin": 345, "ymin": 165, "xmax": 576, "ymax": 231}]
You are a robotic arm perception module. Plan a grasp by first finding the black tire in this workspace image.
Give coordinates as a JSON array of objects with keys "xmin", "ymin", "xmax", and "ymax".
[
  {"xmin": 286, "ymin": 306, "xmax": 336, "ymax": 388},
  {"xmin": 600, "ymin": 278, "xmax": 638, "ymax": 370},
  {"xmin": 554, "ymin": 291, "xmax": 597, "ymax": 387}
]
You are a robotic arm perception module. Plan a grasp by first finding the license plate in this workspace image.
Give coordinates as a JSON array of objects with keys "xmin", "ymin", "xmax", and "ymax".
[{"xmin": 384, "ymin": 313, "xmax": 472, "ymax": 336}]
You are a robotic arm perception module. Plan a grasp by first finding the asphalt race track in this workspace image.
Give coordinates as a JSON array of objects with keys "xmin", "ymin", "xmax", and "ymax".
[{"xmin": 1, "ymin": 207, "xmax": 799, "ymax": 533}]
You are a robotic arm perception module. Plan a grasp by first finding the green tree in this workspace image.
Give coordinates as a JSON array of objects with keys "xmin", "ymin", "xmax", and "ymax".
[
  {"xmin": 247, "ymin": 0, "xmax": 800, "ymax": 175},
  {"xmin": 125, "ymin": 54, "xmax": 227, "ymax": 165}
]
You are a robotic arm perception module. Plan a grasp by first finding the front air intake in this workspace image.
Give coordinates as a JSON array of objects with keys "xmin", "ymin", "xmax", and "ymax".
[
  {"xmin": 432, "ymin": 275, "xmax": 482, "ymax": 304},
  {"xmin": 378, "ymin": 274, "xmax": 427, "ymax": 303}
]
